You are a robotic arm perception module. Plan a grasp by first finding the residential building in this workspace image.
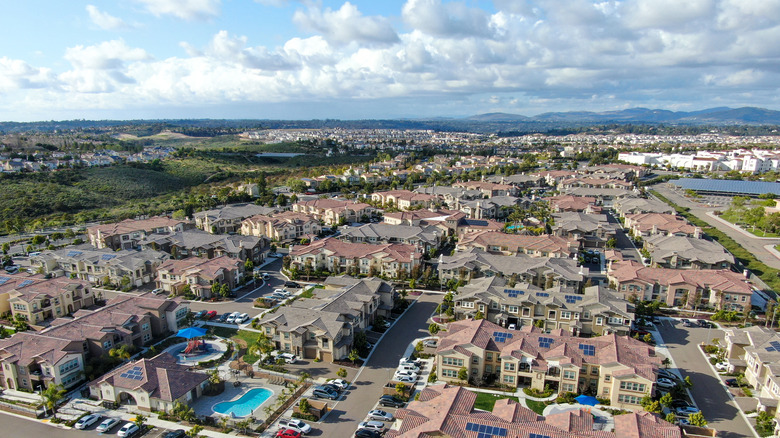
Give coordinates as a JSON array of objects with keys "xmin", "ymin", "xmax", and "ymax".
[
  {"xmin": 88, "ymin": 217, "xmax": 192, "ymax": 250},
  {"xmin": 370, "ymin": 190, "xmax": 437, "ymax": 210},
  {"xmin": 7, "ymin": 276, "xmax": 94, "ymax": 325},
  {"xmin": 725, "ymin": 326, "xmax": 780, "ymax": 419},
  {"xmin": 193, "ymin": 203, "xmax": 277, "ymax": 234},
  {"xmin": 292, "ymin": 198, "xmax": 375, "ymax": 225},
  {"xmin": 558, "ymin": 177, "xmax": 633, "ymax": 190},
  {"xmin": 240, "ymin": 211, "xmax": 322, "ymax": 242},
  {"xmin": 89, "ymin": 352, "xmax": 209, "ymax": 412},
  {"xmin": 385, "ymin": 384, "xmax": 681, "ymax": 438},
  {"xmin": 613, "ymin": 197, "xmax": 674, "ymax": 217},
  {"xmin": 644, "ymin": 235, "xmax": 735, "ymax": 270},
  {"xmin": 545, "ymin": 195, "xmax": 600, "ymax": 213},
  {"xmin": 452, "ymin": 277, "xmax": 633, "ymax": 336},
  {"xmin": 551, "ymin": 212, "xmax": 618, "ymax": 248},
  {"xmin": 624, "ymin": 213, "xmax": 700, "ymax": 238},
  {"xmin": 561, "ymin": 187, "xmax": 635, "ymax": 207},
  {"xmin": 0, "ymin": 332, "xmax": 86, "ymax": 391},
  {"xmin": 30, "ymin": 246, "xmax": 170, "ymax": 288},
  {"xmin": 337, "ymin": 223, "xmax": 443, "ymax": 252},
  {"xmin": 434, "ymin": 319, "xmax": 660, "ymax": 409},
  {"xmin": 438, "ymin": 248, "xmax": 586, "ymax": 290},
  {"xmin": 253, "ymin": 277, "xmax": 395, "ymax": 362},
  {"xmin": 452, "ymin": 181, "xmax": 519, "ymax": 197},
  {"xmin": 155, "ymin": 256, "xmax": 244, "ymax": 298},
  {"xmin": 608, "ymin": 260, "xmax": 754, "ymax": 310},
  {"xmin": 722, "ymin": 325, "xmax": 777, "ymax": 374},
  {"xmin": 289, "ymin": 238, "xmax": 422, "ymax": 278},
  {"xmin": 140, "ymin": 229, "xmax": 266, "ymax": 264},
  {"xmin": 382, "ymin": 209, "xmax": 460, "ymax": 226},
  {"xmin": 457, "ymin": 230, "xmax": 578, "ymax": 258}
]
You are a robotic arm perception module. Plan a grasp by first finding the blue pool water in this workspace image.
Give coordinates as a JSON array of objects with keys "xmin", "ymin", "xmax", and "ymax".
[{"xmin": 213, "ymin": 388, "xmax": 273, "ymax": 417}]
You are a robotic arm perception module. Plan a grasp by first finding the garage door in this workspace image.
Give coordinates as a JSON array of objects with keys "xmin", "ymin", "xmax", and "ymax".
[
  {"xmin": 304, "ymin": 347, "xmax": 317, "ymax": 359},
  {"xmin": 320, "ymin": 352, "xmax": 333, "ymax": 363}
]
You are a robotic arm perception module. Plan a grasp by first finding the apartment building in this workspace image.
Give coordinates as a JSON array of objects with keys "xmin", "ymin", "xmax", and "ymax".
[
  {"xmin": 457, "ymin": 230, "xmax": 578, "ymax": 258},
  {"xmin": 644, "ymin": 235, "xmax": 734, "ymax": 270},
  {"xmin": 545, "ymin": 194, "xmax": 600, "ymax": 213},
  {"xmin": 289, "ymin": 238, "xmax": 422, "ymax": 278},
  {"xmin": 551, "ymin": 212, "xmax": 618, "ymax": 248},
  {"xmin": 438, "ymin": 248, "xmax": 586, "ymax": 290},
  {"xmin": 253, "ymin": 277, "xmax": 395, "ymax": 362},
  {"xmin": 31, "ymin": 246, "xmax": 169, "ymax": 287},
  {"xmin": 140, "ymin": 229, "xmax": 266, "ymax": 264},
  {"xmin": 385, "ymin": 384, "xmax": 681, "ymax": 438},
  {"xmin": 435, "ymin": 319, "xmax": 660, "ymax": 410},
  {"xmin": 370, "ymin": 190, "xmax": 437, "ymax": 210},
  {"xmin": 453, "ymin": 277, "xmax": 633, "ymax": 336},
  {"xmin": 193, "ymin": 203, "xmax": 277, "ymax": 234},
  {"xmin": 240, "ymin": 211, "xmax": 322, "ymax": 242},
  {"xmin": 613, "ymin": 197, "xmax": 674, "ymax": 217},
  {"xmin": 155, "ymin": 256, "xmax": 243, "ymax": 298},
  {"xmin": 0, "ymin": 293, "xmax": 188, "ymax": 391},
  {"xmin": 452, "ymin": 181, "xmax": 519, "ymax": 197},
  {"xmin": 624, "ymin": 213, "xmax": 699, "ymax": 238},
  {"xmin": 292, "ymin": 198, "xmax": 375, "ymax": 225},
  {"xmin": 608, "ymin": 260, "xmax": 754, "ymax": 310},
  {"xmin": 7, "ymin": 276, "xmax": 94, "ymax": 325},
  {"xmin": 337, "ymin": 223, "xmax": 443, "ymax": 252},
  {"xmin": 88, "ymin": 216, "xmax": 192, "ymax": 250}
]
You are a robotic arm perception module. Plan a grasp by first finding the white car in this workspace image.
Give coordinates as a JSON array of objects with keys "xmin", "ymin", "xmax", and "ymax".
[
  {"xmin": 274, "ymin": 288, "xmax": 291, "ymax": 297},
  {"xmin": 277, "ymin": 353, "xmax": 297, "ymax": 364},
  {"xmin": 423, "ymin": 339, "xmax": 437, "ymax": 348},
  {"xmin": 74, "ymin": 413, "xmax": 101, "ymax": 429},
  {"xmin": 236, "ymin": 312, "xmax": 249, "ymax": 324},
  {"xmin": 394, "ymin": 375, "xmax": 416, "ymax": 383},
  {"xmin": 326, "ymin": 379, "xmax": 349, "ymax": 390},
  {"xmin": 96, "ymin": 417, "xmax": 121, "ymax": 433},
  {"xmin": 715, "ymin": 362, "xmax": 729, "ymax": 371},
  {"xmin": 398, "ymin": 364, "xmax": 421, "ymax": 373},
  {"xmin": 278, "ymin": 418, "xmax": 312, "ymax": 434},
  {"xmin": 656, "ymin": 377, "xmax": 677, "ymax": 389},
  {"xmin": 675, "ymin": 406, "xmax": 700, "ymax": 417},
  {"xmin": 367, "ymin": 409, "xmax": 393, "ymax": 422},
  {"xmin": 358, "ymin": 421, "xmax": 385, "ymax": 432},
  {"xmin": 117, "ymin": 422, "xmax": 140, "ymax": 437},
  {"xmin": 394, "ymin": 370, "xmax": 418, "ymax": 379},
  {"xmin": 226, "ymin": 311, "xmax": 241, "ymax": 324}
]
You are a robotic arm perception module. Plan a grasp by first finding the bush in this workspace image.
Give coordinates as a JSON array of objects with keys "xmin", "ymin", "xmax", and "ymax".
[
  {"xmin": 523, "ymin": 387, "xmax": 554, "ymax": 398},
  {"xmin": 703, "ymin": 345, "xmax": 720, "ymax": 354},
  {"xmin": 555, "ymin": 392, "xmax": 577, "ymax": 404},
  {"xmin": 292, "ymin": 412, "xmax": 317, "ymax": 422}
]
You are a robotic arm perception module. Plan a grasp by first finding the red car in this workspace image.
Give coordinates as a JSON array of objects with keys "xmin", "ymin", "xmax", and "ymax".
[
  {"xmin": 205, "ymin": 310, "xmax": 217, "ymax": 319},
  {"xmin": 276, "ymin": 429, "xmax": 302, "ymax": 438}
]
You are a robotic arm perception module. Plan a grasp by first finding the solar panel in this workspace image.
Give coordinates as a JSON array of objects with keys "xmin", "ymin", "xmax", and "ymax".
[
  {"xmin": 536, "ymin": 292, "xmax": 549, "ymax": 297},
  {"xmin": 66, "ymin": 251, "xmax": 83, "ymax": 257},
  {"xmin": 766, "ymin": 347, "xmax": 775, "ymax": 352},
  {"xmin": 493, "ymin": 331, "xmax": 514, "ymax": 343},
  {"xmin": 538, "ymin": 337, "xmax": 554, "ymax": 348},
  {"xmin": 0, "ymin": 276, "xmax": 10, "ymax": 285},
  {"xmin": 564, "ymin": 295, "xmax": 583, "ymax": 304},
  {"xmin": 18, "ymin": 280, "xmax": 34, "ymax": 288},
  {"xmin": 503, "ymin": 288, "xmax": 524, "ymax": 298},
  {"xmin": 579, "ymin": 344, "xmax": 595, "ymax": 356},
  {"xmin": 101, "ymin": 254, "xmax": 116, "ymax": 260},
  {"xmin": 529, "ymin": 434, "xmax": 552, "ymax": 438},
  {"xmin": 771, "ymin": 341, "xmax": 780, "ymax": 350},
  {"xmin": 465, "ymin": 423, "xmax": 508, "ymax": 438},
  {"xmin": 672, "ymin": 178, "xmax": 780, "ymax": 196}
]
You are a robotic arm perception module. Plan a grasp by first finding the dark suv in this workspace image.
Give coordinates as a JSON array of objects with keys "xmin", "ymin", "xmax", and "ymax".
[
  {"xmin": 284, "ymin": 281, "xmax": 301, "ymax": 288},
  {"xmin": 379, "ymin": 395, "xmax": 405, "ymax": 408}
]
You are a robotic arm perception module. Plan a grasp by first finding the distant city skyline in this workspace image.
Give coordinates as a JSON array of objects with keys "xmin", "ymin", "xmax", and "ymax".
[{"xmin": 1, "ymin": 0, "xmax": 778, "ymax": 122}]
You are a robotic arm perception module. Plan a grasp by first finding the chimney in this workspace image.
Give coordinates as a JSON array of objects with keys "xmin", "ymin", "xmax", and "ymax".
[
  {"xmin": 652, "ymin": 224, "xmax": 657, "ymax": 235},
  {"xmin": 693, "ymin": 227, "xmax": 701, "ymax": 239}
]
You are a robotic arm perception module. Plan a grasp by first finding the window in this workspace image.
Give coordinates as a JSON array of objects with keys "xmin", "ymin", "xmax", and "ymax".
[
  {"xmin": 504, "ymin": 362, "xmax": 515, "ymax": 371},
  {"xmin": 141, "ymin": 323, "xmax": 150, "ymax": 331},
  {"xmin": 563, "ymin": 370, "xmax": 576, "ymax": 380},
  {"xmin": 591, "ymin": 367, "xmax": 599, "ymax": 376},
  {"xmin": 603, "ymin": 388, "xmax": 609, "ymax": 395},
  {"xmin": 596, "ymin": 317, "xmax": 603, "ymax": 326},
  {"xmin": 503, "ymin": 375, "xmax": 515, "ymax": 383},
  {"xmin": 143, "ymin": 333, "xmax": 151, "ymax": 343},
  {"xmin": 562, "ymin": 383, "xmax": 575, "ymax": 392},
  {"xmin": 491, "ymin": 302, "xmax": 499, "ymax": 309},
  {"xmin": 583, "ymin": 311, "xmax": 590, "ymax": 319},
  {"xmin": 472, "ymin": 356, "xmax": 480, "ymax": 364},
  {"xmin": 103, "ymin": 340, "xmax": 112, "ymax": 349},
  {"xmin": 561, "ymin": 311, "xmax": 572, "ymax": 319},
  {"xmin": 321, "ymin": 339, "xmax": 329, "ymax": 348},
  {"xmin": 508, "ymin": 306, "xmax": 518, "ymax": 314},
  {"xmin": 59, "ymin": 358, "xmax": 80, "ymax": 375},
  {"xmin": 441, "ymin": 369, "xmax": 458, "ymax": 378},
  {"xmin": 462, "ymin": 301, "xmax": 475, "ymax": 309},
  {"xmin": 442, "ymin": 357, "xmax": 464, "ymax": 367},
  {"xmin": 548, "ymin": 310, "xmax": 556, "ymax": 319},
  {"xmin": 605, "ymin": 375, "xmax": 611, "ymax": 382},
  {"xmin": 283, "ymin": 332, "xmax": 290, "ymax": 339},
  {"xmin": 620, "ymin": 382, "xmax": 646, "ymax": 392},
  {"xmin": 486, "ymin": 353, "xmax": 493, "ymax": 361},
  {"xmin": 486, "ymin": 365, "xmax": 492, "ymax": 374},
  {"xmin": 618, "ymin": 395, "xmax": 642, "ymax": 405}
]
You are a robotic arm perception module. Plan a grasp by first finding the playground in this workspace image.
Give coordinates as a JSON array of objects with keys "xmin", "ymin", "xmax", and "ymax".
[{"xmin": 163, "ymin": 327, "xmax": 230, "ymax": 366}]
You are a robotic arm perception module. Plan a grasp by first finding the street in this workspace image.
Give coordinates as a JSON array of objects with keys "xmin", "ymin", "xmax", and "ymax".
[
  {"xmin": 655, "ymin": 318, "xmax": 755, "ymax": 438},
  {"xmin": 317, "ymin": 293, "xmax": 440, "ymax": 437}
]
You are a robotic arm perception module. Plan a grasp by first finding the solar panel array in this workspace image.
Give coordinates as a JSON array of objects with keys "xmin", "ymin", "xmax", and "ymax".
[
  {"xmin": 465, "ymin": 422, "xmax": 508, "ymax": 438},
  {"xmin": 536, "ymin": 292, "xmax": 549, "ymax": 297},
  {"xmin": 18, "ymin": 279, "xmax": 35, "ymax": 288},
  {"xmin": 529, "ymin": 434, "xmax": 552, "ymax": 438},
  {"xmin": 66, "ymin": 250, "xmax": 83, "ymax": 257},
  {"xmin": 120, "ymin": 366, "xmax": 144, "ymax": 381},
  {"xmin": 101, "ymin": 254, "xmax": 116, "ymax": 261},
  {"xmin": 672, "ymin": 178, "xmax": 780, "ymax": 196},
  {"xmin": 564, "ymin": 295, "xmax": 583, "ymax": 304},
  {"xmin": 493, "ymin": 331, "xmax": 514, "ymax": 343},
  {"xmin": 538, "ymin": 337, "xmax": 554, "ymax": 348},
  {"xmin": 503, "ymin": 288, "xmax": 524, "ymax": 298},
  {"xmin": 579, "ymin": 344, "xmax": 596, "ymax": 356},
  {"xmin": 0, "ymin": 276, "xmax": 10, "ymax": 285},
  {"xmin": 765, "ymin": 341, "xmax": 780, "ymax": 352}
]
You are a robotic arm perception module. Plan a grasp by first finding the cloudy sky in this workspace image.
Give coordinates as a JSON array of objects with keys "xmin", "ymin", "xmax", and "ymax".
[{"xmin": 1, "ymin": 0, "xmax": 779, "ymax": 121}]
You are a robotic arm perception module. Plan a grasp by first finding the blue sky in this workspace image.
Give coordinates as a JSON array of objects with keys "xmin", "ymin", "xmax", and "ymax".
[{"xmin": 1, "ymin": 0, "xmax": 779, "ymax": 121}]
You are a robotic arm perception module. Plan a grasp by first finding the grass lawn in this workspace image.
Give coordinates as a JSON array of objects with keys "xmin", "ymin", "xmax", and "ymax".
[
  {"xmin": 471, "ymin": 391, "xmax": 519, "ymax": 411},
  {"xmin": 299, "ymin": 288, "xmax": 315, "ymax": 299},
  {"xmin": 525, "ymin": 399, "xmax": 551, "ymax": 415},
  {"xmin": 234, "ymin": 330, "xmax": 264, "ymax": 346},
  {"xmin": 211, "ymin": 327, "xmax": 239, "ymax": 339}
]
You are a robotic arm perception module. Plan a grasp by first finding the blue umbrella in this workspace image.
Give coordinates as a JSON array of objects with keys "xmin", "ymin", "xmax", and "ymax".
[
  {"xmin": 575, "ymin": 395, "xmax": 600, "ymax": 406},
  {"xmin": 176, "ymin": 327, "xmax": 207, "ymax": 339}
]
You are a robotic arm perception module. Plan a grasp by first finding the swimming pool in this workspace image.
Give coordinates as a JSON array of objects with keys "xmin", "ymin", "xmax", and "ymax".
[{"xmin": 213, "ymin": 388, "xmax": 273, "ymax": 417}]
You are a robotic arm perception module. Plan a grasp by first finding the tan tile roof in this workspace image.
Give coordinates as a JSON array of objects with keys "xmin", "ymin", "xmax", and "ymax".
[
  {"xmin": 88, "ymin": 216, "xmax": 187, "ymax": 237},
  {"xmin": 625, "ymin": 213, "xmax": 697, "ymax": 235},
  {"xmin": 157, "ymin": 255, "xmax": 242, "ymax": 280},
  {"xmin": 545, "ymin": 195, "xmax": 598, "ymax": 212},
  {"xmin": 458, "ymin": 231, "xmax": 577, "ymax": 255},
  {"xmin": 0, "ymin": 331, "xmax": 82, "ymax": 367},
  {"xmin": 609, "ymin": 260, "xmax": 753, "ymax": 294},
  {"xmin": 295, "ymin": 198, "xmax": 372, "ymax": 211},
  {"xmin": 291, "ymin": 237, "xmax": 422, "ymax": 262}
]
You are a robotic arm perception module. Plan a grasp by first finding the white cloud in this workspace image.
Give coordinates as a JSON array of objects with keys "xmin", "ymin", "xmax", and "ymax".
[
  {"xmin": 293, "ymin": 2, "xmax": 399, "ymax": 45},
  {"xmin": 61, "ymin": 40, "xmax": 150, "ymax": 93},
  {"xmin": 86, "ymin": 5, "xmax": 131, "ymax": 30},
  {"xmin": 402, "ymin": 0, "xmax": 498, "ymax": 38},
  {"xmin": 0, "ymin": 57, "xmax": 56, "ymax": 92},
  {"xmin": 134, "ymin": 0, "xmax": 220, "ymax": 21}
]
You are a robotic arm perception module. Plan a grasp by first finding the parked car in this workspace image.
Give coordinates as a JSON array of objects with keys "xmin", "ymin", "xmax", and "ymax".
[
  {"xmin": 151, "ymin": 288, "xmax": 165, "ymax": 295},
  {"xmin": 398, "ymin": 363, "xmax": 421, "ymax": 372},
  {"xmin": 355, "ymin": 429, "xmax": 382, "ymax": 438},
  {"xmin": 394, "ymin": 375, "xmax": 416, "ymax": 383},
  {"xmin": 278, "ymin": 418, "xmax": 312, "ymax": 434},
  {"xmin": 379, "ymin": 395, "xmax": 405, "ymax": 408},
  {"xmin": 326, "ymin": 379, "xmax": 349, "ymax": 390},
  {"xmin": 277, "ymin": 353, "xmax": 298, "ymax": 364},
  {"xmin": 74, "ymin": 413, "xmax": 101, "ymax": 429},
  {"xmin": 725, "ymin": 378, "xmax": 740, "ymax": 387},
  {"xmin": 236, "ymin": 312, "xmax": 249, "ymax": 324},
  {"xmin": 677, "ymin": 418, "xmax": 691, "ymax": 426},
  {"xmin": 312, "ymin": 386, "xmax": 339, "ymax": 400},
  {"xmin": 226, "ymin": 311, "xmax": 241, "ymax": 324},
  {"xmin": 715, "ymin": 362, "xmax": 729, "ymax": 371},
  {"xmin": 399, "ymin": 357, "xmax": 422, "ymax": 368},
  {"xmin": 358, "ymin": 421, "xmax": 385, "ymax": 432},
  {"xmin": 116, "ymin": 422, "xmax": 140, "ymax": 437},
  {"xmin": 656, "ymin": 378, "xmax": 677, "ymax": 389},
  {"xmin": 675, "ymin": 406, "xmax": 700, "ymax": 417},
  {"xmin": 657, "ymin": 369, "xmax": 682, "ymax": 382},
  {"xmin": 162, "ymin": 430, "xmax": 186, "ymax": 438},
  {"xmin": 194, "ymin": 310, "xmax": 207, "ymax": 319},
  {"xmin": 507, "ymin": 323, "xmax": 516, "ymax": 330},
  {"xmin": 284, "ymin": 281, "xmax": 301, "ymax": 288},
  {"xmin": 670, "ymin": 400, "xmax": 694, "ymax": 409},
  {"xmin": 218, "ymin": 313, "xmax": 231, "ymax": 323},
  {"xmin": 367, "ymin": 409, "xmax": 393, "ymax": 422},
  {"xmin": 4, "ymin": 265, "xmax": 19, "ymax": 274},
  {"xmin": 274, "ymin": 289, "xmax": 291, "ymax": 297},
  {"xmin": 96, "ymin": 417, "xmax": 121, "ymax": 433},
  {"xmin": 681, "ymin": 318, "xmax": 695, "ymax": 327},
  {"xmin": 322, "ymin": 383, "xmax": 343, "ymax": 393},
  {"xmin": 423, "ymin": 339, "xmax": 437, "ymax": 348},
  {"xmin": 276, "ymin": 429, "xmax": 302, "ymax": 438},
  {"xmin": 697, "ymin": 319, "xmax": 712, "ymax": 328},
  {"xmin": 262, "ymin": 273, "xmax": 271, "ymax": 280},
  {"xmin": 205, "ymin": 310, "xmax": 217, "ymax": 320}
]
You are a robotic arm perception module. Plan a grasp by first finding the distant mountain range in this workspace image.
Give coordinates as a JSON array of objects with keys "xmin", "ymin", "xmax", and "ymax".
[{"xmin": 464, "ymin": 107, "xmax": 780, "ymax": 124}]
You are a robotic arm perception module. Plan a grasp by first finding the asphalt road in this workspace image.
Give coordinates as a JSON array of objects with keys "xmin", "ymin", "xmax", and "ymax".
[
  {"xmin": 0, "ymin": 413, "xmax": 177, "ymax": 438},
  {"xmin": 655, "ymin": 318, "xmax": 754, "ymax": 438},
  {"xmin": 318, "ymin": 293, "xmax": 440, "ymax": 437}
]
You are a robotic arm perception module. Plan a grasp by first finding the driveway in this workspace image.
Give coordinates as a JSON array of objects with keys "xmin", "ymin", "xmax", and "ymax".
[
  {"xmin": 655, "ymin": 318, "xmax": 755, "ymax": 438},
  {"xmin": 317, "ymin": 293, "xmax": 440, "ymax": 437}
]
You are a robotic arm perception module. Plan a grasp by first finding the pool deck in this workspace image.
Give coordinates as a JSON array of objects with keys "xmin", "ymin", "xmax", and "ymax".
[
  {"xmin": 163, "ymin": 340, "xmax": 228, "ymax": 366},
  {"xmin": 190, "ymin": 376, "xmax": 287, "ymax": 421}
]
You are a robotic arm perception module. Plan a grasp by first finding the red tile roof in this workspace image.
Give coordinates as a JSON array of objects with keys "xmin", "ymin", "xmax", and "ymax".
[{"xmin": 609, "ymin": 260, "xmax": 753, "ymax": 294}]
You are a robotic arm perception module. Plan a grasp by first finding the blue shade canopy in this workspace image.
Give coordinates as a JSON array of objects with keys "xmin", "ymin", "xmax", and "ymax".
[
  {"xmin": 176, "ymin": 327, "xmax": 207, "ymax": 339},
  {"xmin": 575, "ymin": 395, "xmax": 600, "ymax": 406}
]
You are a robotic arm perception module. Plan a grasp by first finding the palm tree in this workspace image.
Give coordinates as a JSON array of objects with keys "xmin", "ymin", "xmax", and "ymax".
[
  {"xmin": 133, "ymin": 414, "xmax": 147, "ymax": 430},
  {"xmin": 41, "ymin": 383, "xmax": 66, "ymax": 419}
]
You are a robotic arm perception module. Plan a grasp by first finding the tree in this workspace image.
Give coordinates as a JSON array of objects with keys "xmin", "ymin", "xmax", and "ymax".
[
  {"xmin": 1, "ymin": 243, "xmax": 8, "ymax": 254},
  {"xmin": 12, "ymin": 314, "xmax": 30, "ymax": 332},
  {"xmin": 643, "ymin": 333, "xmax": 653, "ymax": 344},
  {"xmin": 659, "ymin": 393, "xmax": 673, "ymax": 408},
  {"xmin": 665, "ymin": 412, "xmax": 676, "ymax": 424},
  {"xmin": 244, "ymin": 259, "xmax": 254, "ymax": 273},
  {"xmin": 353, "ymin": 330, "xmax": 369, "ymax": 356},
  {"xmin": 687, "ymin": 411, "xmax": 707, "ymax": 427},
  {"xmin": 133, "ymin": 414, "xmax": 147, "ymax": 430},
  {"xmin": 395, "ymin": 382, "xmax": 406, "ymax": 397},
  {"xmin": 683, "ymin": 376, "xmax": 693, "ymax": 388},
  {"xmin": 428, "ymin": 323, "xmax": 440, "ymax": 335},
  {"xmin": 41, "ymin": 383, "xmax": 66, "ymax": 419},
  {"xmin": 235, "ymin": 418, "xmax": 253, "ymax": 434},
  {"xmin": 348, "ymin": 348, "xmax": 360, "ymax": 364},
  {"xmin": 458, "ymin": 367, "xmax": 468, "ymax": 382},
  {"xmin": 186, "ymin": 424, "xmax": 204, "ymax": 437},
  {"xmin": 474, "ymin": 310, "xmax": 484, "ymax": 320},
  {"xmin": 337, "ymin": 367, "xmax": 347, "ymax": 379},
  {"xmin": 662, "ymin": 357, "xmax": 671, "ymax": 369}
]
